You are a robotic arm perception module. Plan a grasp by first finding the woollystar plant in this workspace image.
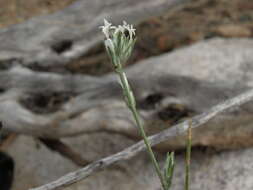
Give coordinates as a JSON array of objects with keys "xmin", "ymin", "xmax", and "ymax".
[{"xmin": 99, "ymin": 19, "xmax": 177, "ymax": 190}]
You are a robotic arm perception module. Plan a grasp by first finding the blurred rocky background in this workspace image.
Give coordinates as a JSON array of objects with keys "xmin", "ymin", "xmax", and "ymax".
[{"xmin": 0, "ymin": 0, "xmax": 253, "ymax": 190}]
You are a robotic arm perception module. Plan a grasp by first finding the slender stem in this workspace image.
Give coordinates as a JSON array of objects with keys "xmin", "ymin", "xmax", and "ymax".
[
  {"xmin": 117, "ymin": 70, "xmax": 167, "ymax": 190},
  {"xmin": 131, "ymin": 107, "xmax": 166, "ymax": 189},
  {"xmin": 184, "ymin": 120, "xmax": 192, "ymax": 190}
]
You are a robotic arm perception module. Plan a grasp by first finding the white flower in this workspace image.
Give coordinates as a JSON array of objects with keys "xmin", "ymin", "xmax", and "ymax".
[
  {"xmin": 122, "ymin": 21, "xmax": 136, "ymax": 40},
  {"xmin": 114, "ymin": 25, "xmax": 125, "ymax": 34},
  {"xmin": 100, "ymin": 19, "xmax": 136, "ymax": 40},
  {"xmin": 100, "ymin": 19, "xmax": 136, "ymax": 66},
  {"xmin": 123, "ymin": 21, "xmax": 128, "ymax": 27},
  {"xmin": 129, "ymin": 25, "xmax": 136, "ymax": 35},
  {"xmin": 99, "ymin": 19, "xmax": 112, "ymax": 39},
  {"xmin": 128, "ymin": 24, "xmax": 136, "ymax": 40}
]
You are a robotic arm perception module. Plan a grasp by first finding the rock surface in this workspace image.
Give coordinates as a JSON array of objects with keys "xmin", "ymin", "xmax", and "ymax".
[
  {"xmin": 0, "ymin": 0, "xmax": 188, "ymax": 69},
  {"xmin": 4, "ymin": 37, "xmax": 253, "ymax": 190},
  {"xmin": 6, "ymin": 135, "xmax": 253, "ymax": 190},
  {"xmin": 1, "ymin": 0, "xmax": 253, "ymax": 190},
  {"xmin": 6, "ymin": 136, "xmax": 77, "ymax": 190}
]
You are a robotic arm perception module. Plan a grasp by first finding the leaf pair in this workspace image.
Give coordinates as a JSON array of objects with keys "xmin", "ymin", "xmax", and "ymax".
[{"xmin": 163, "ymin": 152, "xmax": 175, "ymax": 190}]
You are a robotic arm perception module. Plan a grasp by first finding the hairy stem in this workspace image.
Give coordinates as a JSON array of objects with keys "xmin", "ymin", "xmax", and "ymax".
[{"xmin": 117, "ymin": 69, "xmax": 167, "ymax": 190}]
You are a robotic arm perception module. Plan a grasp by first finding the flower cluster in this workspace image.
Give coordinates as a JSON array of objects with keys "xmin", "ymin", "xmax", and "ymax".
[{"xmin": 99, "ymin": 19, "xmax": 136, "ymax": 67}]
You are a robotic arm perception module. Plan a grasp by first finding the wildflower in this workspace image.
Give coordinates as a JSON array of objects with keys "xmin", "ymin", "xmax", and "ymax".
[
  {"xmin": 99, "ymin": 19, "xmax": 136, "ymax": 66},
  {"xmin": 100, "ymin": 19, "xmax": 180, "ymax": 190},
  {"xmin": 99, "ymin": 19, "xmax": 112, "ymax": 39},
  {"xmin": 122, "ymin": 21, "xmax": 136, "ymax": 40}
]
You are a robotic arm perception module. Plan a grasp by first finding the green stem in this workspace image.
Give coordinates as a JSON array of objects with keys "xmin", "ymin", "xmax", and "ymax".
[
  {"xmin": 184, "ymin": 121, "xmax": 192, "ymax": 190},
  {"xmin": 131, "ymin": 107, "xmax": 166, "ymax": 190},
  {"xmin": 117, "ymin": 70, "xmax": 167, "ymax": 190}
]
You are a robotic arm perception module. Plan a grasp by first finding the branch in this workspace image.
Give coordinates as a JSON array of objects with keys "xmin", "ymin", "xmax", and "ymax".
[{"xmin": 30, "ymin": 88, "xmax": 253, "ymax": 190}]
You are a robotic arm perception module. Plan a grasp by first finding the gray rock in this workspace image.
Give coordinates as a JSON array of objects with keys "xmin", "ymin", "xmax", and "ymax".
[
  {"xmin": 6, "ymin": 136, "xmax": 77, "ymax": 190},
  {"xmin": 6, "ymin": 135, "xmax": 253, "ymax": 190},
  {"xmin": 0, "ymin": 0, "xmax": 189, "ymax": 68}
]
